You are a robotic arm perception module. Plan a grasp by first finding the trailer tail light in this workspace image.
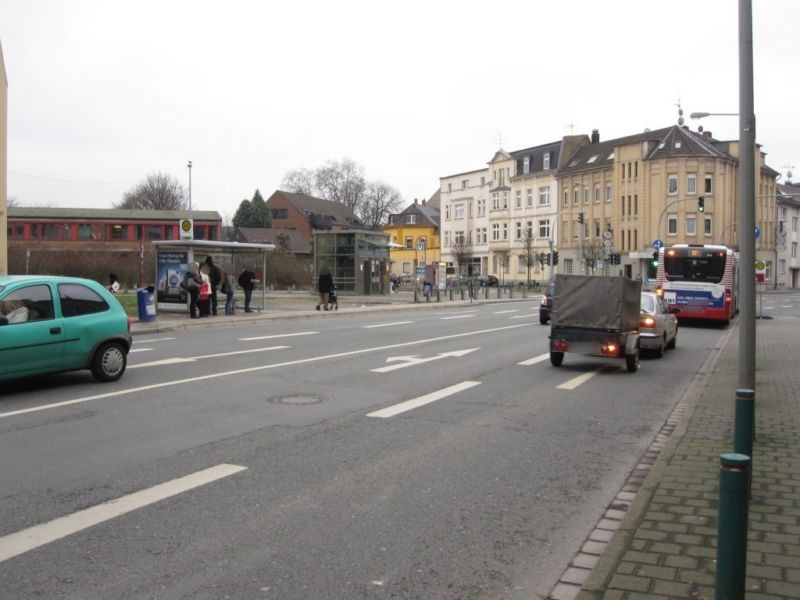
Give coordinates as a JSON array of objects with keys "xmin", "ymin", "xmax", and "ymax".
[
  {"xmin": 656, "ymin": 286, "xmax": 664, "ymax": 297},
  {"xmin": 724, "ymin": 291, "xmax": 732, "ymax": 304},
  {"xmin": 600, "ymin": 343, "xmax": 618, "ymax": 356},
  {"xmin": 552, "ymin": 340, "xmax": 568, "ymax": 352}
]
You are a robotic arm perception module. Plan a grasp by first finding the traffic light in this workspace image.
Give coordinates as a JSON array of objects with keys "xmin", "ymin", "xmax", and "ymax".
[
  {"xmin": 545, "ymin": 252, "xmax": 551, "ymax": 265},
  {"xmin": 611, "ymin": 253, "xmax": 620, "ymax": 265},
  {"xmin": 552, "ymin": 251, "xmax": 559, "ymax": 265},
  {"xmin": 697, "ymin": 196, "xmax": 705, "ymax": 212},
  {"xmin": 577, "ymin": 212, "xmax": 584, "ymax": 224},
  {"xmin": 651, "ymin": 251, "xmax": 659, "ymax": 268}
]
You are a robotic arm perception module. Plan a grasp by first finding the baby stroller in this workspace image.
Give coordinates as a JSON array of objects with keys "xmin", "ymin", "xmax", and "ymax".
[{"xmin": 327, "ymin": 285, "xmax": 339, "ymax": 311}]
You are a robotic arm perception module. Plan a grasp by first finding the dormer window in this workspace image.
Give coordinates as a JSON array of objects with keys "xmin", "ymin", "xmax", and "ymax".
[
  {"xmin": 406, "ymin": 214, "xmax": 417, "ymax": 224},
  {"xmin": 543, "ymin": 153, "xmax": 550, "ymax": 170},
  {"xmin": 523, "ymin": 157, "xmax": 530, "ymax": 174}
]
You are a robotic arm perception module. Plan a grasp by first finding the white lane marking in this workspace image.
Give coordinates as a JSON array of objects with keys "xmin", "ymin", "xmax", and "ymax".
[
  {"xmin": 518, "ymin": 354, "xmax": 549, "ymax": 366},
  {"xmin": 557, "ymin": 367, "xmax": 606, "ymax": 390},
  {"xmin": 367, "ymin": 381, "xmax": 482, "ymax": 418},
  {"xmin": 371, "ymin": 348, "xmax": 479, "ymax": 373},
  {"xmin": 493, "ymin": 310, "xmax": 519, "ymax": 314},
  {"xmin": 441, "ymin": 315, "xmax": 474, "ymax": 320},
  {"xmin": 363, "ymin": 321, "xmax": 414, "ymax": 329},
  {"xmin": 134, "ymin": 337, "xmax": 176, "ymax": 343},
  {"xmin": 129, "ymin": 348, "xmax": 153, "ymax": 353},
  {"xmin": 0, "ymin": 464, "xmax": 247, "ymax": 564},
  {"xmin": 0, "ymin": 323, "xmax": 530, "ymax": 419},
  {"xmin": 129, "ymin": 346, "xmax": 289, "ymax": 369},
  {"xmin": 510, "ymin": 315, "xmax": 537, "ymax": 320},
  {"xmin": 239, "ymin": 332, "xmax": 318, "ymax": 341}
]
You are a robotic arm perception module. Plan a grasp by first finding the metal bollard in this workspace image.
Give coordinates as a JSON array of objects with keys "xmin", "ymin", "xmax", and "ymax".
[
  {"xmin": 413, "ymin": 289, "xmax": 418, "ymax": 303},
  {"xmin": 460, "ymin": 288, "xmax": 465, "ymax": 300},
  {"xmin": 510, "ymin": 286, "xmax": 514, "ymax": 299},
  {"xmin": 436, "ymin": 288, "xmax": 440, "ymax": 302},
  {"xmin": 734, "ymin": 389, "xmax": 755, "ymax": 459},
  {"xmin": 715, "ymin": 453, "xmax": 750, "ymax": 600},
  {"xmin": 449, "ymin": 288, "xmax": 453, "ymax": 301}
]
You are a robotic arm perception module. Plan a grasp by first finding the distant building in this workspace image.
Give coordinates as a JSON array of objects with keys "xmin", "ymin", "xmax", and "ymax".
[
  {"xmin": 383, "ymin": 198, "xmax": 440, "ymax": 278},
  {"xmin": 266, "ymin": 190, "xmax": 366, "ymax": 246},
  {"xmin": 777, "ymin": 180, "xmax": 800, "ymax": 288}
]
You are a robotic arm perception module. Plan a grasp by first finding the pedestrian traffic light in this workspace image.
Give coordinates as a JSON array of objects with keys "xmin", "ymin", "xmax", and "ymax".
[
  {"xmin": 552, "ymin": 251, "xmax": 559, "ymax": 265},
  {"xmin": 577, "ymin": 212, "xmax": 584, "ymax": 224},
  {"xmin": 697, "ymin": 196, "xmax": 705, "ymax": 212},
  {"xmin": 545, "ymin": 252, "xmax": 551, "ymax": 265},
  {"xmin": 611, "ymin": 253, "xmax": 620, "ymax": 265},
  {"xmin": 651, "ymin": 251, "xmax": 659, "ymax": 268}
]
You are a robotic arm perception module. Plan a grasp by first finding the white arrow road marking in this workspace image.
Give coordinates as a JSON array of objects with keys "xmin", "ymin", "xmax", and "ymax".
[
  {"xmin": 130, "ymin": 346, "xmax": 289, "ymax": 369},
  {"xmin": 239, "ymin": 332, "xmax": 318, "ymax": 341},
  {"xmin": 518, "ymin": 353, "xmax": 549, "ymax": 366},
  {"xmin": 371, "ymin": 348, "xmax": 480, "ymax": 373},
  {"xmin": 557, "ymin": 367, "xmax": 607, "ymax": 390},
  {"xmin": 367, "ymin": 381, "xmax": 482, "ymax": 418},
  {"xmin": 363, "ymin": 321, "xmax": 414, "ymax": 328},
  {"xmin": 0, "ymin": 464, "xmax": 247, "ymax": 564}
]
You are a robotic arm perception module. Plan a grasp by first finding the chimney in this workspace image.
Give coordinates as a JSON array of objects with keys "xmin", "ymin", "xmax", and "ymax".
[
  {"xmin": 422, "ymin": 199, "xmax": 426, "ymax": 206},
  {"xmin": 591, "ymin": 129, "xmax": 599, "ymax": 144},
  {"xmin": 703, "ymin": 130, "xmax": 712, "ymax": 139},
  {"xmin": 414, "ymin": 198, "xmax": 418, "ymax": 204}
]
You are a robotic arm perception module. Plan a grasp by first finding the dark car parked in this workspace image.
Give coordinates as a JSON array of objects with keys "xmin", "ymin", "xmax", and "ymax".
[
  {"xmin": 539, "ymin": 282, "xmax": 554, "ymax": 324},
  {"xmin": 479, "ymin": 274, "xmax": 499, "ymax": 287}
]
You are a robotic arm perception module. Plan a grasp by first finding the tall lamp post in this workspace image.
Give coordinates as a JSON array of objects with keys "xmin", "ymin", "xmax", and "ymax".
[
  {"xmin": 187, "ymin": 161, "xmax": 193, "ymax": 214},
  {"xmin": 689, "ymin": 0, "xmax": 756, "ymax": 391}
]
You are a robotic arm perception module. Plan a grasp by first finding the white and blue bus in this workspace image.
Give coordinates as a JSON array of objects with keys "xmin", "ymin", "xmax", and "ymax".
[{"xmin": 656, "ymin": 244, "xmax": 739, "ymax": 324}]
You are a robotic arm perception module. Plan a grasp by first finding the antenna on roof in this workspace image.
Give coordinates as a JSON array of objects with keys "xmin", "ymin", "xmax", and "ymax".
[
  {"xmin": 494, "ymin": 132, "xmax": 504, "ymax": 149},
  {"xmin": 675, "ymin": 99, "xmax": 684, "ymax": 126},
  {"xmin": 784, "ymin": 162, "xmax": 795, "ymax": 182},
  {"xmin": 565, "ymin": 118, "xmax": 575, "ymax": 134}
]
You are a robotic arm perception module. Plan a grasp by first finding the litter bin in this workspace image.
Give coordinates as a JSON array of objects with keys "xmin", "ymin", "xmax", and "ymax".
[{"xmin": 136, "ymin": 285, "xmax": 157, "ymax": 322}]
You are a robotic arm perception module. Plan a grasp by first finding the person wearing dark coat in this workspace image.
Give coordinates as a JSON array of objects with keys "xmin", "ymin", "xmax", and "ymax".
[
  {"xmin": 205, "ymin": 256, "xmax": 221, "ymax": 316},
  {"xmin": 238, "ymin": 267, "xmax": 256, "ymax": 313},
  {"xmin": 316, "ymin": 265, "xmax": 334, "ymax": 311},
  {"xmin": 182, "ymin": 261, "xmax": 203, "ymax": 319}
]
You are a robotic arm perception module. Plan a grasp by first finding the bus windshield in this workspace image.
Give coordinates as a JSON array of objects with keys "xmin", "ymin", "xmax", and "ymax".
[{"xmin": 664, "ymin": 250, "xmax": 726, "ymax": 283}]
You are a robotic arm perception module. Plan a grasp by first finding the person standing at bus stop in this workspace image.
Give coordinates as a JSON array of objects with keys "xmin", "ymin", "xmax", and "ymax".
[
  {"xmin": 238, "ymin": 266, "xmax": 256, "ymax": 313},
  {"xmin": 316, "ymin": 265, "xmax": 334, "ymax": 311},
  {"xmin": 205, "ymin": 256, "xmax": 221, "ymax": 316}
]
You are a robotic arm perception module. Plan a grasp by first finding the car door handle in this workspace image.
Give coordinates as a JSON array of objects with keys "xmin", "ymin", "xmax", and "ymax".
[{"xmin": 50, "ymin": 327, "xmax": 62, "ymax": 335}]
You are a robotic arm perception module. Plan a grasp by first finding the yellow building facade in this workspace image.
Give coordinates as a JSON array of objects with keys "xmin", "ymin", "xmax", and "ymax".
[{"xmin": 383, "ymin": 199, "xmax": 440, "ymax": 279}]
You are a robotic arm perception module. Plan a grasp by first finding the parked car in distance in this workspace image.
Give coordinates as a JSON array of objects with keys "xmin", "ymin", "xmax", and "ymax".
[
  {"xmin": 639, "ymin": 291, "xmax": 678, "ymax": 357},
  {"xmin": 539, "ymin": 282, "xmax": 554, "ymax": 324},
  {"xmin": 479, "ymin": 274, "xmax": 499, "ymax": 287},
  {"xmin": 0, "ymin": 275, "xmax": 132, "ymax": 382}
]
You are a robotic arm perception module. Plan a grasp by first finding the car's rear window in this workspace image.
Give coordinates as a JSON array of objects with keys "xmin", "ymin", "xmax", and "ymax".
[
  {"xmin": 58, "ymin": 283, "xmax": 109, "ymax": 317},
  {"xmin": 640, "ymin": 294, "xmax": 656, "ymax": 313}
]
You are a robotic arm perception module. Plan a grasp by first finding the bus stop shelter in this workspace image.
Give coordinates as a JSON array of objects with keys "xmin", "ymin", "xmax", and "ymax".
[{"xmin": 151, "ymin": 239, "xmax": 275, "ymax": 312}]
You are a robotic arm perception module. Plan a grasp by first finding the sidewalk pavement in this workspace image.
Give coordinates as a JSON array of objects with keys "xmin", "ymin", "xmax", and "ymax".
[{"xmin": 548, "ymin": 315, "xmax": 800, "ymax": 600}]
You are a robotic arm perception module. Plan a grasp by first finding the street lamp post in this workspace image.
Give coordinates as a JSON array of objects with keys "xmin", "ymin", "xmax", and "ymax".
[{"xmin": 187, "ymin": 161, "xmax": 193, "ymax": 215}]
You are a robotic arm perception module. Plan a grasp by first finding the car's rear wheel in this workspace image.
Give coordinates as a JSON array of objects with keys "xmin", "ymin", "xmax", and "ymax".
[
  {"xmin": 667, "ymin": 327, "xmax": 677, "ymax": 349},
  {"xmin": 654, "ymin": 335, "xmax": 666, "ymax": 358},
  {"xmin": 550, "ymin": 351, "xmax": 564, "ymax": 366},
  {"xmin": 91, "ymin": 341, "xmax": 127, "ymax": 382}
]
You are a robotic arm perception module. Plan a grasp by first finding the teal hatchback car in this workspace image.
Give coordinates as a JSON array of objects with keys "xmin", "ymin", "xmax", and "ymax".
[{"xmin": 0, "ymin": 276, "xmax": 132, "ymax": 382}]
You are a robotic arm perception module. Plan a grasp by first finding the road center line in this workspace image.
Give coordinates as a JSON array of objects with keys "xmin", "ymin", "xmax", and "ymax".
[
  {"xmin": 0, "ymin": 323, "xmax": 530, "ymax": 419},
  {"xmin": 129, "ymin": 346, "xmax": 289, "ymax": 369},
  {"xmin": 441, "ymin": 315, "xmax": 475, "ymax": 320},
  {"xmin": 0, "ymin": 464, "xmax": 247, "ymax": 564},
  {"xmin": 239, "ymin": 332, "xmax": 318, "ymax": 341},
  {"xmin": 518, "ymin": 353, "xmax": 549, "ymax": 366},
  {"xmin": 366, "ymin": 381, "xmax": 481, "ymax": 418},
  {"xmin": 363, "ymin": 321, "xmax": 414, "ymax": 328},
  {"xmin": 493, "ymin": 310, "xmax": 519, "ymax": 314},
  {"xmin": 557, "ymin": 367, "xmax": 606, "ymax": 390}
]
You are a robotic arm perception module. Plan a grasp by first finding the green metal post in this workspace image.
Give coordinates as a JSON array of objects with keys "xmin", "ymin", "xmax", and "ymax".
[
  {"xmin": 734, "ymin": 389, "xmax": 754, "ymax": 459},
  {"xmin": 715, "ymin": 453, "xmax": 750, "ymax": 600}
]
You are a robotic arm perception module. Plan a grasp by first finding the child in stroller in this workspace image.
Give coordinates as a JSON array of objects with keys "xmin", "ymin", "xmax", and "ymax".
[{"xmin": 327, "ymin": 285, "xmax": 339, "ymax": 311}]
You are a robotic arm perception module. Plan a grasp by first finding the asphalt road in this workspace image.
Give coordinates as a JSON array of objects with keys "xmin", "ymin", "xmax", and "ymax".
[{"xmin": 0, "ymin": 300, "xmax": 728, "ymax": 599}]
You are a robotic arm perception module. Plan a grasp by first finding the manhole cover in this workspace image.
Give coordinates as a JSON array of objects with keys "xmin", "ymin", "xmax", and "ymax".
[{"xmin": 269, "ymin": 394, "xmax": 325, "ymax": 405}]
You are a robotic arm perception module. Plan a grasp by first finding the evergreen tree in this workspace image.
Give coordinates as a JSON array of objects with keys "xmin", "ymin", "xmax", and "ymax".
[
  {"xmin": 232, "ymin": 198, "xmax": 256, "ymax": 227},
  {"xmin": 250, "ymin": 189, "xmax": 272, "ymax": 228}
]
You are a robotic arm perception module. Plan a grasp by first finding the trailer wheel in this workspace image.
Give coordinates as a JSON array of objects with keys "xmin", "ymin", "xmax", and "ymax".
[
  {"xmin": 550, "ymin": 351, "xmax": 564, "ymax": 367},
  {"xmin": 625, "ymin": 350, "xmax": 639, "ymax": 373}
]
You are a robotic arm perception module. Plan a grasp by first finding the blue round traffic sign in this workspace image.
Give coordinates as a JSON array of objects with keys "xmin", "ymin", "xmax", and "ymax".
[
  {"xmin": 652, "ymin": 239, "xmax": 664, "ymax": 250},
  {"xmin": 754, "ymin": 226, "xmax": 761, "ymax": 239}
]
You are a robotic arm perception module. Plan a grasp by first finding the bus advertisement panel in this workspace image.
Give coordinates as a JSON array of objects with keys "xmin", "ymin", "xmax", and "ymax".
[{"xmin": 656, "ymin": 244, "xmax": 738, "ymax": 324}]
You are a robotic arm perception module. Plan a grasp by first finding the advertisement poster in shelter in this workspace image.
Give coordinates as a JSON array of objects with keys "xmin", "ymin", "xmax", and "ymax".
[{"xmin": 156, "ymin": 250, "xmax": 190, "ymax": 304}]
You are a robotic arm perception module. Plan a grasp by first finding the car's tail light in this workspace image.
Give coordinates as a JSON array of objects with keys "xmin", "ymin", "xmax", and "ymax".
[
  {"xmin": 640, "ymin": 316, "xmax": 656, "ymax": 328},
  {"xmin": 552, "ymin": 340, "xmax": 568, "ymax": 352},
  {"xmin": 656, "ymin": 286, "xmax": 664, "ymax": 297}
]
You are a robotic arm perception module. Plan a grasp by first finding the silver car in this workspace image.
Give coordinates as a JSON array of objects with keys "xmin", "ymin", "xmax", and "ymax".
[{"xmin": 639, "ymin": 291, "xmax": 678, "ymax": 357}]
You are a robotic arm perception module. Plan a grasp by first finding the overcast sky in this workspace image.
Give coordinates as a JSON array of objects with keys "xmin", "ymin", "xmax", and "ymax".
[{"xmin": 2, "ymin": 0, "xmax": 798, "ymax": 222}]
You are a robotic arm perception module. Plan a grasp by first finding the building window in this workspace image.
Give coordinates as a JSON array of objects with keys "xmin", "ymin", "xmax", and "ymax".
[
  {"xmin": 492, "ymin": 224, "xmax": 499, "ymax": 241},
  {"xmin": 539, "ymin": 186, "xmax": 550, "ymax": 206},
  {"xmin": 405, "ymin": 214, "xmax": 417, "ymax": 224},
  {"xmin": 538, "ymin": 219, "xmax": 551, "ymax": 239},
  {"xmin": 668, "ymin": 215, "xmax": 678, "ymax": 235},
  {"xmin": 110, "ymin": 225, "xmax": 128, "ymax": 240},
  {"xmin": 564, "ymin": 190, "xmax": 569, "ymax": 206},
  {"xmin": 705, "ymin": 174, "xmax": 714, "ymax": 194},
  {"xmin": 405, "ymin": 236, "xmax": 414, "ymax": 249},
  {"xmin": 793, "ymin": 242, "xmax": 798, "ymax": 259},
  {"xmin": 523, "ymin": 157, "xmax": 530, "ymax": 174},
  {"xmin": 668, "ymin": 175, "xmax": 678, "ymax": 195},
  {"xmin": 515, "ymin": 190, "xmax": 522, "ymax": 209},
  {"xmin": 462, "ymin": 179, "xmax": 468, "ymax": 190},
  {"xmin": 606, "ymin": 183, "xmax": 612, "ymax": 202},
  {"xmin": 704, "ymin": 217, "xmax": 713, "ymax": 236},
  {"xmin": 573, "ymin": 188, "xmax": 579, "ymax": 205},
  {"xmin": 447, "ymin": 183, "xmax": 452, "ymax": 193},
  {"xmin": 792, "ymin": 216, "xmax": 798, "ymax": 232},
  {"xmin": 594, "ymin": 220, "xmax": 600, "ymax": 238},
  {"xmin": 503, "ymin": 192, "xmax": 508, "ymax": 209},
  {"xmin": 455, "ymin": 231, "xmax": 465, "ymax": 245},
  {"xmin": 445, "ymin": 205, "xmax": 450, "ymax": 220},
  {"xmin": 503, "ymin": 223, "xmax": 508, "ymax": 240},
  {"xmin": 687, "ymin": 174, "xmax": 697, "ymax": 195},
  {"xmin": 492, "ymin": 193, "xmax": 500, "ymax": 210},
  {"xmin": 543, "ymin": 153, "xmax": 550, "ymax": 170},
  {"xmin": 583, "ymin": 188, "xmax": 589, "ymax": 205},
  {"xmin": 779, "ymin": 259, "xmax": 786, "ymax": 275},
  {"xmin": 527, "ymin": 188, "xmax": 534, "ymax": 207},
  {"xmin": 454, "ymin": 203, "xmax": 465, "ymax": 219},
  {"xmin": 477, "ymin": 199, "xmax": 486, "ymax": 216},
  {"xmin": 480, "ymin": 227, "xmax": 487, "ymax": 243},
  {"xmin": 564, "ymin": 258, "xmax": 573, "ymax": 274},
  {"xmin": 515, "ymin": 221, "xmax": 522, "ymax": 239},
  {"xmin": 481, "ymin": 176, "xmax": 486, "ymax": 187},
  {"xmin": 594, "ymin": 184, "xmax": 601, "ymax": 204},
  {"xmin": 271, "ymin": 208, "xmax": 288, "ymax": 219},
  {"xmin": 686, "ymin": 215, "xmax": 697, "ymax": 236}
]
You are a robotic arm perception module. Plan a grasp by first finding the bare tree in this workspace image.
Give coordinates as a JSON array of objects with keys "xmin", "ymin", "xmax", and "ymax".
[
  {"xmin": 360, "ymin": 181, "xmax": 404, "ymax": 229},
  {"xmin": 116, "ymin": 173, "xmax": 188, "ymax": 210},
  {"xmin": 6, "ymin": 196, "xmax": 18, "ymax": 207},
  {"xmin": 451, "ymin": 233, "xmax": 472, "ymax": 284},
  {"xmin": 582, "ymin": 239, "xmax": 607, "ymax": 275},
  {"xmin": 315, "ymin": 158, "xmax": 366, "ymax": 214},
  {"xmin": 520, "ymin": 226, "xmax": 537, "ymax": 285},
  {"xmin": 281, "ymin": 168, "xmax": 316, "ymax": 195}
]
